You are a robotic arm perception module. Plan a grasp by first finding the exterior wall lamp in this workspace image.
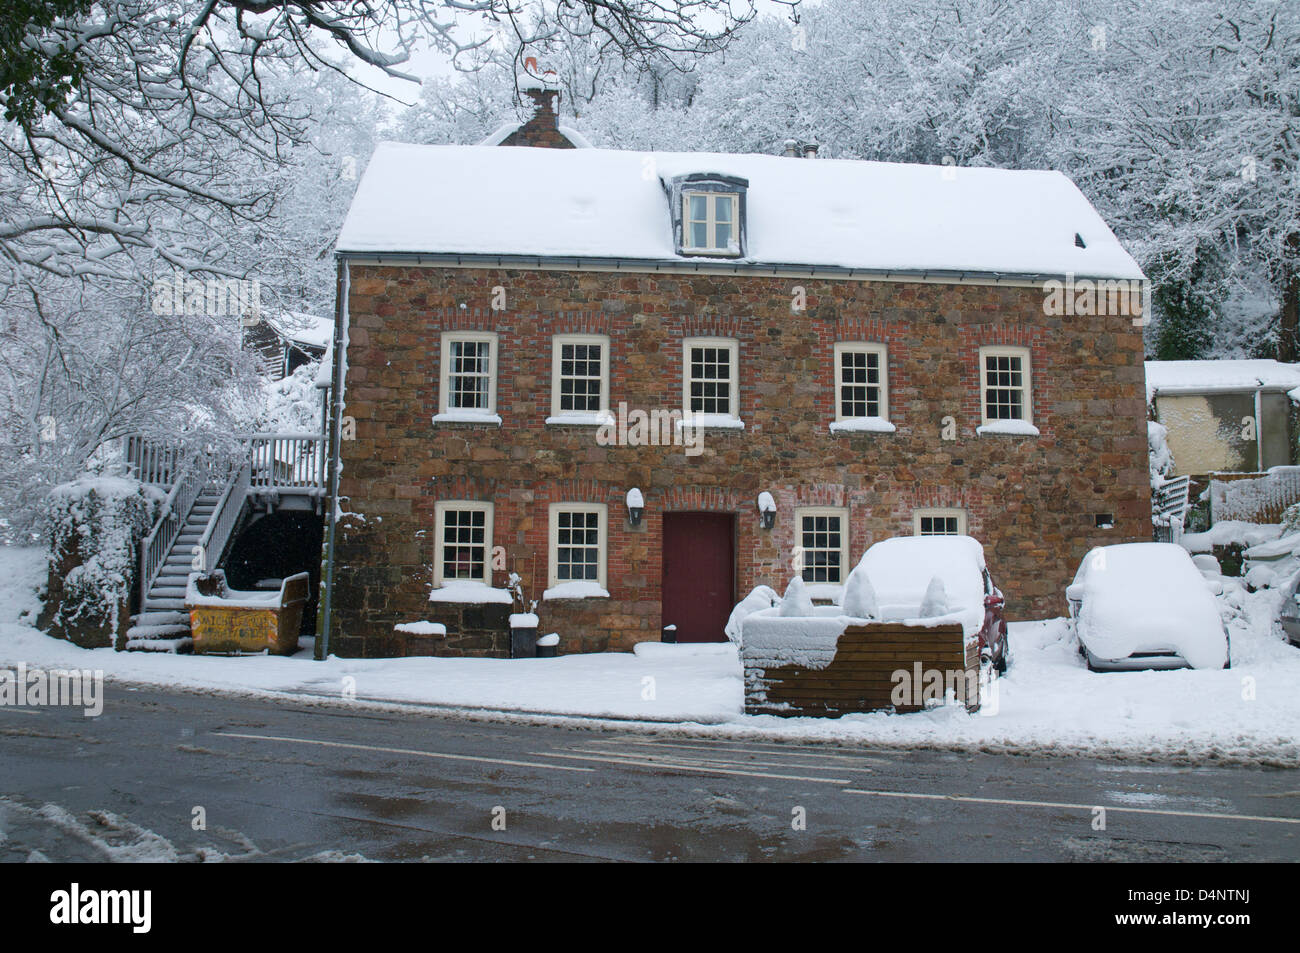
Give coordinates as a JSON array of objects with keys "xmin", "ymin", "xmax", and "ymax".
[
  {"xmin": 758, "ymin": 491, "xmax": 776, "ymax": 530},
  {"xmin": 626, "ymin": 487, "xmax": 645, "ymax": 527}
]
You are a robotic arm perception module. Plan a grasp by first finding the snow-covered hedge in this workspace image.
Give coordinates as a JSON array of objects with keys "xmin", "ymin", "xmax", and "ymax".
[{"xmin": 41, "ymin": 476, "xmax": 160, "ymax": 647}]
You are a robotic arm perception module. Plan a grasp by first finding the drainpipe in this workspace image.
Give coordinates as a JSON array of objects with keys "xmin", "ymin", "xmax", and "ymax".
[{"xmin": 316, "ymin": 259, "xmax": 349, "ymax": 660}]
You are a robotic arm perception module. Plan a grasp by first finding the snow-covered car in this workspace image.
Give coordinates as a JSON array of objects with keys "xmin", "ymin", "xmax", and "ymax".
[
  {"xmin": 1278, "ymin": 572, "xmax": 1300, "ymax": 647},
  {"xmin": 1065, "ymin": 542, "xmax": 1229, "ymax": 671},
  {"xmin": 855, "ymin": 535, "xmax": 1010, "ymax": 673}
]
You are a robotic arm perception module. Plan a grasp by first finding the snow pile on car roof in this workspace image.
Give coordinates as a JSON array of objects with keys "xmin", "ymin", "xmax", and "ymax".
[
  {"xmin": 854, "ymin": 535, "xmax": 988, "ymax": 638},
  {"xmin": 1075, "ymin": 543, "xmax": 1227, "ymax": 669}
]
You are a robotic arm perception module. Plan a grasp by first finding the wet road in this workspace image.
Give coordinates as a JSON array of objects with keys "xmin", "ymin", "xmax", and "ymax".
[{"xmin": 2, "ymin": 684, "xmax": 1298, "ymax": 862}]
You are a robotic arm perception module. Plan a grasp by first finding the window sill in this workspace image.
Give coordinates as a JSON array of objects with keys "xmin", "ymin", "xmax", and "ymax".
[
  {"xmin": 433, "ymin": 412, "xmax": 502, "ymax": 426},
  {"xmin": 428, "ymin": 582, "xmax": 513, "ymax": 604},
  {"xmin": 976, "ymin": 421, "xmax": 1040, "ymax": 437},
  {"xmin": 678, "ymin": 248, "xmax": 742, "ymax": 258},
  {"xmin": 545, "ymin": 413, "xmax": 614, "ymax": 427},
  {"xmin": 543, "ymin": 582, "xmax": 611, "ymax": 601},
  {"xmin": 829, "ymin": 417, "xmax": 896, "ymax": 434},
  {"xmin": 677, "ymin": 414, "xmax": 745, "ymax": 430}
]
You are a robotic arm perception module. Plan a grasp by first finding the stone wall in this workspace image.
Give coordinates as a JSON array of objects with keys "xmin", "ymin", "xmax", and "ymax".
[{"xmin": 329, "ymin": 264, "xmax": 1151, "ymax": 657}]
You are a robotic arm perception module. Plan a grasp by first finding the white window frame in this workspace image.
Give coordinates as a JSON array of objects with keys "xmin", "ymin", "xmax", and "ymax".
[
  {"xmin": 438, "ymin": 331, "xmax": 498, "ymax": 417},
  {"xmin": 833, "ymin": 342, "xmax": 890, "ymax": 422},
  {"xmin": 682, "ymin": 191, "xmax": 740, "ymax": 256},
  {"xmin": 433, "ymin": 501, "xmax": 495, "ymax": 586},
  {"xmin": 978, "ymin": 345, "xmax": 1032, "ymax": 427},
  {"xmin": 547, "ymin": 503, "xmax": 608, "ymax": 590},
  {"xmin": 794, "ymin": 506, "xmax": 851, "ymax": 585},
  {"xmin": 913, "ymin": 508, "xmax": 967, "ymax": 537},
  {"xmin": 681, "ymin": 336, "xmax": 740, "ymax": 422},
  {"xmin": 549, "ymin": 334, "xmax": 610, "ymax": 420}
]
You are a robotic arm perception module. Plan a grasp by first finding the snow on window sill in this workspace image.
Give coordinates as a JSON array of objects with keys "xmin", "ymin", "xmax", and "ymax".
[
  {"xmin": 543, "ymin": 581, "xmax": 611, "ymax": 601},
  {"xmin": 433, "ymin": 411, "xmax": 502, "ymax": 426},
  {"xmin": 394, "ymin": 621, "xmax": 447, "ymax": 636},
  {"xmin": 545, "ymin": 413, "xmax": 614, "ymax": 427},
  {"xmin": 976, "ymin": 420, "xmax": 1040, "ymax": 437},
  {"xmin": 428, "ymin": 582, "xmax": 513, "ymax": 604},
  {"xmin": 829, "ymin": 417, "xmax": 896, "ymax": 434},
  {"xmin": 676, "ymin": 414, "xmax": 745, "ymax": 430}
]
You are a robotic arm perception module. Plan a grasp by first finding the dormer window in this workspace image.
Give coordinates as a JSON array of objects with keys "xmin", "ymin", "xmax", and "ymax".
[
  {"xmin": 684, "ymin": 192, "xmax": 738, "ymax": 255},
  {"xmin": 664, "ymin": 173, "xmax": 747, "ymax": 258}
]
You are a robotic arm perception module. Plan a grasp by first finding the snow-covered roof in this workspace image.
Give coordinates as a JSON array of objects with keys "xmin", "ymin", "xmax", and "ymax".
[
  {"xmin": 336, "ymin": 143, "xmax": 1144, "ymax": 280},
  {"xmin": 1145, "ymin": 360, "xmax": 1300, "ymax": 400},
  {"xmin": 265, "ymin": 311, "xmax": 332, "ymax": 350}
]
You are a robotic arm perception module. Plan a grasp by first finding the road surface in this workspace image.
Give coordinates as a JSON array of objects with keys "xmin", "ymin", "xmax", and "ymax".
[{"xmin": 2, "ymin": 684, "xmax": 1298, "ymax": 861}]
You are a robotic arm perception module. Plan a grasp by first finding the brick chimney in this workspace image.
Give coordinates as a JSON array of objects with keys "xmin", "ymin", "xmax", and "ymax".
[{"xmin": 499, "ymin": 86, "xmax": 574, "ymax": 149}]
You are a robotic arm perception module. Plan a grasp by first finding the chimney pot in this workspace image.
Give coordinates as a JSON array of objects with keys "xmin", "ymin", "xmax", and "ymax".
[
  {"xmin": 803, "ymin": 141, "xmax": 820, "ymax": 159},
  {"xmin": 783, "ymin": 138, "xmax": 800, "ymax": 158}
]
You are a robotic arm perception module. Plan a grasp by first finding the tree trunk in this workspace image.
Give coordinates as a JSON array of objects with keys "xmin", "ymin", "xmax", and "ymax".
[{"xmin": 1280, "ymin": 232, "xmax": 1300, "ymax": 363}]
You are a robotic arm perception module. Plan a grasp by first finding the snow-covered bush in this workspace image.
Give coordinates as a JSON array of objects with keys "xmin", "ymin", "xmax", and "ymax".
[
  {"xmin": 841, "ymin": 565, "xmax": 879, "ymax": 619},
  {"xmin": 258, "ymin": 361, "xmax": 323, "ymax": 433},
  {"xmin": 919, "ymin": 576, "xmax": 949, "ymax": 618},
  {"xmin": 778, "ymin": 577, "xmax": 815, "ymax": 617},
  {"xmin": 724, "ymin": 585, "xmax": 780, "ymax": 644},
  {"xmin": 1148, "ymin": 420, "xmax": 1175, "ymax": 488},
  {"xmin": 40, "ymin": 477, "xmax": 160, "ymax": 647},
  {"xmin": 1280, "ymin": 502, "xmax": 1300, "ymax": 536}
]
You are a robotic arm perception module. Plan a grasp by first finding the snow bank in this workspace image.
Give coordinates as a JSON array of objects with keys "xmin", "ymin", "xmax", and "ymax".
[
  {"xmin": 3, "ymin": 542, "xmax": 1299, "ymax": 763},
  {"xmin": 1181, "ymin": 521, "xmax": 1280, "ymax": 552},
  {"xmin": 542, "ymin": 581, "xmax": 610, "ymax": 600}
]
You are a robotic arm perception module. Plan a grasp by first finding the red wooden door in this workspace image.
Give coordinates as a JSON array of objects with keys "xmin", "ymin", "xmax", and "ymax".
[{"xmin": 662, "ymin": 513, "xmax": 735, "ymax": 643}]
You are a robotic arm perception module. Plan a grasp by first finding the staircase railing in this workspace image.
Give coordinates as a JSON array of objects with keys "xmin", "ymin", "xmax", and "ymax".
[
  {"xmin": 124, "ymin": 435, "xmax": 182, "ymax": 486},
  {"xmin": 248, "ymin": 432, "xmax": 326, "ymax": 494},
  {"xmin": 196, "ymin": 460, "xmax": 251, "ymax": 572},
  {"xmin": 139, "ymin": 459, "xmax": 204, "ymax": 605}
]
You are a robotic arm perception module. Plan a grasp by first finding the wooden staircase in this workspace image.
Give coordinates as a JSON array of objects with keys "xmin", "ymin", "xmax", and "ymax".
[{"xmin": 124, "ymin": 489, "xmax": 224, "ymax": 652}]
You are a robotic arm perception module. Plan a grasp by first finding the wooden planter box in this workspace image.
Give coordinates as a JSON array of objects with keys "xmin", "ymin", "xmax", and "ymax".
[
  {"xmin": 187, "ymin": 572, "xmax": 310, "ymax": 656},
  {"xmin": 743, "ymin": 621, "xmax": 980, "ymax": 717}
]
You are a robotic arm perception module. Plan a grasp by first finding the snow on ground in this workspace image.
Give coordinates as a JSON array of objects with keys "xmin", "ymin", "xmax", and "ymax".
[{"xmin": 3, "ymin": 545, "xmax": 1299, "ymax": 763}]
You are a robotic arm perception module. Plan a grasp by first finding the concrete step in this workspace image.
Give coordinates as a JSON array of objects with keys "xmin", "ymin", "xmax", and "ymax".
[
  {"xmin": 142, "ymin": 598, "xmax": 186, "ymax": 610},
  {"xmin": 148, "ymin": 586, "xmax": 188, "ymax": 599},
  {"xmin": 131, "ymin": 611, "xmax": 188, "ymax": 626},
  {"xmin": 125, "ymin": 623, "xmax": 190, "ymax": 640},
  {"xmin": 124, "ymin": 636, "xmax": 193, "ymax": 654}
]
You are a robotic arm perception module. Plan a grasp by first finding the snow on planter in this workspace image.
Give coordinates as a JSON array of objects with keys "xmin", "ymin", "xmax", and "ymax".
[{"xmin": 739, "ymin": 537, "xmax": 991, "ymax": 716}]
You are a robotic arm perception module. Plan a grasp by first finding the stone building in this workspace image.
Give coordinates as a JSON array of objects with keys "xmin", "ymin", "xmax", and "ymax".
[{"xmin": 316, "ymin": 108, "xmax": 1151, "ymax": 659}]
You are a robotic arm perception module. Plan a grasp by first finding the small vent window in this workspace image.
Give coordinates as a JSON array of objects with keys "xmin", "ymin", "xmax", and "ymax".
[{"xmin": 1074, "ymin": 233, "xmax": 1087, "ymax": 248}]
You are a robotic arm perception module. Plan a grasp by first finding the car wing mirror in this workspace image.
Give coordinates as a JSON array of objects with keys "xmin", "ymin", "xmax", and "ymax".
[{"xmin": 1065, "ymin": 583, "xmax": 1085, "ymax": 603}]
